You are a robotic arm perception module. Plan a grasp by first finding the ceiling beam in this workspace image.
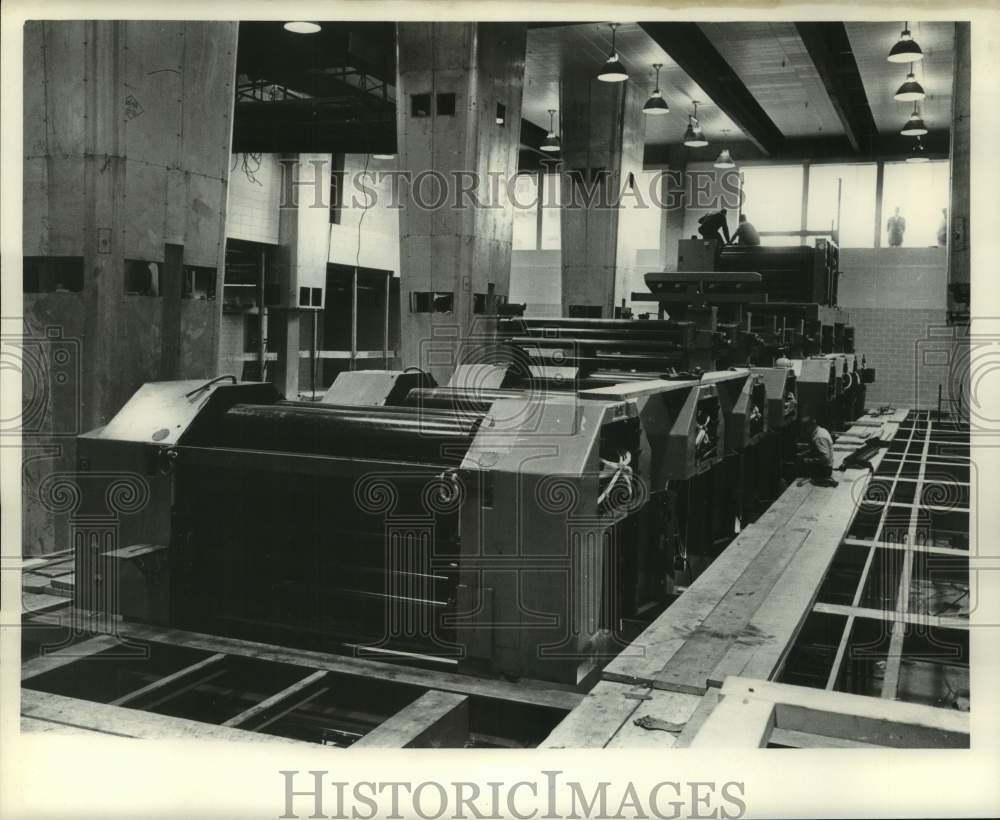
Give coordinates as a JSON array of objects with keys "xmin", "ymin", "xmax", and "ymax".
[
  {"xmin": 794, "ymin": 22, "xmax": 878, "ymax": 154},
  {"xmin": 638, "ymin": 22, "xmax": 786, "ymax": 157},
  {"xmin": 642, "ymin": 129, "xmax": 949, "ymax": 167}
]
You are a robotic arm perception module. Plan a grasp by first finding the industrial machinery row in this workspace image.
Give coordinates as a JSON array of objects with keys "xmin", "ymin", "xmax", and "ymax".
[{"xmin": 70, "ymin": 242, "xmax": 875, "ymax": 687}]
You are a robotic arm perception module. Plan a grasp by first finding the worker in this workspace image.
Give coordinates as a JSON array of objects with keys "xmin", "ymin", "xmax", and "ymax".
[
  {"xmin": 730, "ymin": 213, "xmax": 760, "ymax": 246},
  {"xmin": 798, "ymin": 413, "xmax": 837, "ymax": 486},
  {"xmin": 887, "ymin": 206, "xmax": 906, "ymax": 247},
  {"xmin": 698, "ymin": 208, "xmax": 731, "ymax": 247}
]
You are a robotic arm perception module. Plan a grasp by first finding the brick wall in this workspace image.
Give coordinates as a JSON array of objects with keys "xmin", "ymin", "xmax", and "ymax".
[{"xmin": 838, "ymin": 247, "xmax": 961, "ymax": 410}]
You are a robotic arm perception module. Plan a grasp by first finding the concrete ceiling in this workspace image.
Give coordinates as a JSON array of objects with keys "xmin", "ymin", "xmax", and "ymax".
[
  {"xmin": 524, "ymin": 23, "xmax": 743, "ymax": 148},
  {"xmin": 845, "ymin": 21, "xmax": 955, "ymax": 135},
  {"xmin": 522, "ymin": 21, "xmax": 956, "ymax": 152}
]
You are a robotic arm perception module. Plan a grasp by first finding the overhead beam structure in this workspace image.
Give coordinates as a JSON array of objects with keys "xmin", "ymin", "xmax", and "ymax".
[
  {"xmin": 639, "ymin": 22, "xmax": 787, "ymax": 157},
  {"xmin": 795, "ymin": 22, "xmax": 879, "ymax": 154}
]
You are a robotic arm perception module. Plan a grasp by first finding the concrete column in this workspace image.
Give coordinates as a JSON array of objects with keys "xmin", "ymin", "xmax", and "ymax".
[
  {"xmin": 396, "ymin": 23, "xmax": 527, "ymax": 384},
  {"xmin": 21, "ymin": 21, "xmax": 238, "ymax": 554},
  {"xmin": 272, "ymin": 153, "xmax": 332, "ymax": 398},
  {"xmin": 559, "ymin": 72, "xmax": 645, "ymax": 317},
  {"xmin": 662, "ymin": 146, "xmax": 689, "ymax": 272},
  {"xmin": 948, "ymin": 22, "xmax": 970, "ymax": 324}
]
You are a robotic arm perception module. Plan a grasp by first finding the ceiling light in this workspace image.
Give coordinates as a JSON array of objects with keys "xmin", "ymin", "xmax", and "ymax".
[
  {"xmin": 894, "ymin": 67, "xmax": 926, "ymax": 101},
  {"xmin": 683, "ymin": 101, "xmax": 709, "ymax": 148},
  {"xmin": 888, "ymin": 22, "xmax": 924, "ymax": 63},
  {"xmin": 906, "ymin": 137, "xmax": 929, "ymax": 163},
  {"xmin": 597, "ymin": 23, "xmax": 628, "ymax": 82},
  {"xmin": 643, "ymin": 64, "xmax": 669, "ymax": 115},
  {"xmin": 900, "ymin": 106, "xmax": 928, "ymax": 136},
  {"xmin": 714, "ymin": 149, "xmax": 735, "ymax": 169},
  {"xmin": 372, "ymin": 153, "xmax": 396, "ymax": 160},
  {"xmin": 283, "ymin": 21, "xmax": 322, "ymax": 34},
  {"xmin": 540, "ymin": 109, "xmax": 561, "ymax": 153}
]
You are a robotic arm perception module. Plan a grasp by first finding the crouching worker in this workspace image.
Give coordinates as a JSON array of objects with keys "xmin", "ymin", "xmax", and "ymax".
[{"xmin": 798, "ymin": 413, "xmax": 837, "ymax": 486}]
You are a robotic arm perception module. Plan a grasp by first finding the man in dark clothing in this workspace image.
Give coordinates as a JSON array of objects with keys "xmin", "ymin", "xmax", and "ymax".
[
  {"xmin": 698, "ymin": 208, "xmax": 731, "ymax": 245},
  {"xmin": 798, "ymin": 413, "xmax": 838, "ymax": 487},
  {"xmin": 731, "ymin": 214, "xmax": 761, "ymax": 246}
]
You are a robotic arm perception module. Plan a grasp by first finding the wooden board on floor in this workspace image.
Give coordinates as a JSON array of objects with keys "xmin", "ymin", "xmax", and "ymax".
[
  {"xmin": 22, "ymin": 635, "xmax": 129, "ymax": 680},
  {"xmin": 602, "ymin": 481, "xmax": 814, "ymax": 686},
  {"xmin": 654, "ymin": 527, "xmax": 810, "ymax": 694},
  {"xmin": 605, "ymin": 689, "xmax": 703, "ymax": 748},
  {"xmin": 353, "ymin": 691, "xmax": 470, "ymax": 749},
  {"xmin": 20, "ymin": 690, "xmax": 314, "ymax": 745},
  {"xmin": 29, "ymin": 615, "xmax": 582, "ymax": 713},
  {"xmin": 540, "ymin": 681, "xmax": 645, "ymax": 748}
]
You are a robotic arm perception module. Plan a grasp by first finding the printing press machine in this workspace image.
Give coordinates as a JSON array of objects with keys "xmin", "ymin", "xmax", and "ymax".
[
  {"xmin": 70, "ymin": 248, "xmax": 875, "ymax": 689},
  {"xmin": 76, "ymin": 370, "xmax": 736, "ymax": 686}
]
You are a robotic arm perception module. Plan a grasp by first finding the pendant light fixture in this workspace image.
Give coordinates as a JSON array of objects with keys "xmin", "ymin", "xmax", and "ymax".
[
  {"xmin": 683, "ymin": 101, "xmax": 708, "ymax": 148},
  {"xmin": 900, "ymin": 105, "xmax": 928, "ymax": 136},
  {"xmin": 540, "ymin": 109, "xmax": 561, "ymax": 153},
  {"xmin": 888, "ymin": 22, "xmax": 924, "ymax": 63},
  {"xmin": 894, "ymin": 66, "xmax": 926, "ymax": 101},
  {"xmin": 713, "ymin": 149, "xmax": 735, "ymax": 169},
  {"xmin": 597, "ymin": 23, "xmax": 629, "ymax": 82},
  {"xmin": 906, "ymin": 136, "xmax": 929, "ymax": 163},
  {"xmin": 283, "ymin": 21, "xmax": 322, "ymax": 34},
  {"xmin": 643, "ymin": 64, "xmax": 669, "ymax": 115},
  {"xmin": 713, "ymin": 129, "xmax": 735, "ymax": 168}
]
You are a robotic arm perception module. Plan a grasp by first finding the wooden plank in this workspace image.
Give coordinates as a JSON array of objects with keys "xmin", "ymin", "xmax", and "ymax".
[
  {"xmin": 605, "ymin": 689, "xmax": 703, "ymax": 749},
  {"xmin": 672, "ymin": 689, "xmax": 720, "ymax": 748},
  {"xmin": 844, "ymin": 537, "xmax": 965, "ymax": 557},
  {"xmin": 222, "ymin": 670, "xmax": 329, "ymax": 728},
  {"xmin": 21, "ymin": 716, "xmax": 113, "ymax": 736},
  {"xmin": 655, "ymin": 527, "xmax": 810, "ymax": 694},
  {"xmin": 352, "ymin": 691, "xmax": 469, "ymax": 749},
  {"xmin": 21, "ymin": 592, "xmax": 72, "ymax": 616},
  {"xmin": 721, "ymin": 677, "xmax": 969, "ymax": 748},
  {"xmin": 812, "ymin": 602, "xmax": 968, "ymax": 630},
  {"xmin": 65, "ymin": 619, "xmax": 582, "ymax": 712},
  {"xmin": 21, "ymin": 690, "xmax": 313, "ymax": 745},
  {"xmin": 688, "ymin": 695, "xmax": 776, "ymax": 748},
  {"xmin": 540, "ymin": 681, "xmax": 643, "ymax": 749},
  {"xmin": 22, "ymin": 635, "xmax": 123, "ymax": 681},
  {"xmin": 716, "ymin": 468, "xmax": 873, "ymax": 684},
  {"xmin": 109, "ymin": 653, "xmax": 227, "ymax": 707},
  {"xmin": 603, "ymin": 481, "xmax": 814, "ymax": 685},
  {"xmin": 769, "ymin": 727, "xmax": 881, "ymax": 749},
  {"xmin": 21, "ymin": 573, "xmax": 54, "ymax": 593}
]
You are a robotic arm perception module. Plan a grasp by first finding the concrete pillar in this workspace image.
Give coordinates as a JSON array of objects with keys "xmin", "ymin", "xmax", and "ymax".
[
  {"xmin": 559, "ymin": 72, "xmax": 645, "ymax": 317},
  {"xmin": 21, "ymin": 21, "xmax": 238, "ymax": 554},
  {"xmin": 662, "ymin": 146, "xmax": 689, "ymax": 273},
  {"xmin": 396, "ymin": 23, "xmax": 527, "ymax": 384},
  {"xmin": 947, "ymin": 22, "xmax": 970, "ymax": 324},
  {"xmin": 272, "ymin": 154, "xmax": 332, "ymax": 398}
]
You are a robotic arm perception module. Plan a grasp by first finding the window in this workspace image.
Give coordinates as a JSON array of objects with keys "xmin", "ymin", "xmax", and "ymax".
[
  {"xmin": 410, "ymin": 292, "xmax": 453, "ymax": 313},
  {"xmin": 511, "ymin": 173, "xmax": 539, "ymax": 250},
  {"xmin": 23, "ymin": 257, "xmax": 84, "ymax": 293},
  {"xmin": 807, "ymin": 163, "xmax": 878, "ymax": 248},
  {"xmin": 740, "ymin": 165, "xmax": 805, "ymax": 234},
  {"xmin": 183, "ymin": 266, "xmax": 216, "ymax": 300},
  {"xmin": 436, "ymin": 92, "xmax": 456, "ymax": 117},
  {"xmin": 124, "ymin": 260, "xmax": 161, "ymax": 296},
  {"xmin": 881, "ymin": 160, "xmax": 950, "ymax": 248},
  {"xmin": 410, "ymin": 93, "xmax": 431, "ymax": 117}
]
